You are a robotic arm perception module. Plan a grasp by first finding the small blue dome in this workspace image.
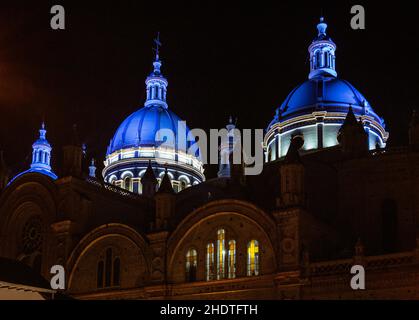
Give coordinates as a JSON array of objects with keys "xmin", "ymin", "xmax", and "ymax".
[
  {"xmin": 268, "ymin": 78, "xmax": 384, "ymax": 129},
  {"xmin": 107, "ymin": 105, "xmax": 194, "ymax": 155}
]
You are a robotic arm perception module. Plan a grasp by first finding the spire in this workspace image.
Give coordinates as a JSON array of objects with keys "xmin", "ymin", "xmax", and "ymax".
[
  {"xmin": 341, "ymin": 106, "xmax": 358, "ymax": 128},
  {"xmin": 89, "ymin": 158, "xmax": 96, "ymax": 178},
  {"xmin": 145, "ymin": 33, "xmax": 168, "ymax": 109},
  {"xmin": 143, "ymin": 160, "xmax": 157, "ymax": 183},
  {"xmin": 338, "ymin": 106, "xmax": 368, "ymax": 154},
  {"xmin": 158, "ymin": 168, "xmax": 174, "ymax": 194},
  {"xmin": 141, "ymin": 161, "xmax": 158, "ymax": 197},
  {"xmin": 284, "ymin": 135, "xmax": 304, "ymax": 164},
  {"xmin": 308, "ymin": 17, "xmax": 337, "ymax": 79}
]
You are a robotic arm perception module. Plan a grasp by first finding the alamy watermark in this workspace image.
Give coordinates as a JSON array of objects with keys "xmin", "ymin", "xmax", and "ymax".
[{"xmin": 154, "ymin": 122, "xmax": 265, "ymax": 176}]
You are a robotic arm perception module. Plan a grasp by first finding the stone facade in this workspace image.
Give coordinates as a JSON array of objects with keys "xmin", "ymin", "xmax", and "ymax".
[{"xmin": 2, "ymin": 128, "xmax": 419, "ymax": 299}]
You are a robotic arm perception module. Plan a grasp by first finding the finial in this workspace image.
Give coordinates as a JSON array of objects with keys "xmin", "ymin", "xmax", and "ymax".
[
  {"xmin": 226, "ymin": 115, "xmax": 236, "ymax": 131},
  {"xmin": 152, "ymin": 33, "xmax": 163, "ymax": 75},
  {"xmin": 39, "ymin": 122, "xmax": 47, "ymax": 139},
  {"xmin": 153, "ymin": 32, "xmax": 162, "ymax": 62},
  {"xmin": 317, "ymin": 16, "xmax": 328, "ymax": 36},
  {"xmin": 89, "ymin": 158, "xmax": 97, "ymax": 178}
]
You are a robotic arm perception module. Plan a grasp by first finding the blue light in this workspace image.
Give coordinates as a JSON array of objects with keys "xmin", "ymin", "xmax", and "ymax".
[{"xmin": 8, "ymin": 123, "xmax": 57, "ymax": 185}]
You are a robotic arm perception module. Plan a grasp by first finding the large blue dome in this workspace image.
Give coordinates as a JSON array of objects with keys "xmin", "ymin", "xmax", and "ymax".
[
  {"xmin": 268, "ymin": 78, "xmax": 385, "ymax": 129},
  {"xmin": 107, "ymin": 105, "xmax": 193, "ymax": 155},
  {"xmin": 264, "ymin": 18, "xmax": 389, "ymax": 161}
]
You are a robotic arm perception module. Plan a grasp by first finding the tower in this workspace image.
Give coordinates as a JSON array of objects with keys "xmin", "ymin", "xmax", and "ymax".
[
  {"xmin": 218, "ymin": 116, "xmax": 239, "ymax": 178},
  {"xmin": 278, "ymin": 136, "xmax": 305, "ymax": 208},
  {"xmin": 308, "ymin": 17, "xmax": 337, "ymax": 79}
]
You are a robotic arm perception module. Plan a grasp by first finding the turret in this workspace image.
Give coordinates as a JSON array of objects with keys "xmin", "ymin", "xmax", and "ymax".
[
  {"xmin": 278, "ymin": 135, "xmax": 305, "ymax": 207},
  {"xmin": 62, "ymin": 125, "xmax": 83, "ymax": 177},
  {"xmin": 141, "ymin": 161, "xmax": 158, "ymax": 197},
  {"xmin": 338, "ymin": 106, "xmax": 368, "ymax": 155},
  {"xmin": 154, "ymin": 169, "xmax": 175, "ymax": 229}
]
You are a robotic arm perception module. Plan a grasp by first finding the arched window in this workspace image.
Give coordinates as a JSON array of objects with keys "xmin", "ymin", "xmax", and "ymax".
[
  {"xmin": 247, "ymin": 240, "xmax": 260, "ymax": 276},
  {"xmin": 185, "ymin": 249, "xmax": 197, "ymax": 282},
  {"xmin": 228, "ymin": 240, "xmax": 236, "ymax": 279},
  {"xmin": 180, "ymin": 180, "xmax": 187, "ymax": 191},
  {"xmin": 124, "ymin": 177, "xmax": 133, "ymax": 192},
  {"xmin": 206, "ymin": 243, "xmax": 215, "ymax": 281},
  {"xmin": 97, "ymin": 261, "xmax": 104, "ymax": 288},
  {"xmin": 382, "ymin": 199, "xmax": 398, "ymax": 253},
  {"xmin": 105, "ymin": 248, "xmax": 112, "ymax": 287},
  {"xmin": 97, "ymin": 248, "xmax": 121, "ymax": 289},
  {"xmin": 316, "ymin": 51, "xmax": 321, "ymax": 68},
  {"xmin": 217, "ymin": 229, "xmax": 226, "ymax": 280},
  {"xmin": 113, "ymin": 258, "xmax": 121, "ymax": 286}
]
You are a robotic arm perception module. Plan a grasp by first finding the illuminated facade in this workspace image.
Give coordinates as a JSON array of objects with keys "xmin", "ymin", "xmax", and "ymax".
[
  {"xmin": 103, "ymin": 52, "xmax": 205, "ymax": 193},
  {"xmin": 2, "ymin": 19, "xmax": 419, "ymax": 301},
  {"xmin": 265, "ymin": 18, "xmax": 389, "ymax": 161}
]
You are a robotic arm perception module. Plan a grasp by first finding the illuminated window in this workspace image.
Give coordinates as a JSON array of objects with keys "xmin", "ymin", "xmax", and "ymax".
[
  {"xmin": 97, "ymin": 248, "xmax": 121, "ymax": 289},
  {"xmin": 217, "ymin": 229, "xmax": 226, "ymax": 280},
  {"xmin": 316, "ymin": 51, "xmax": 321, "ymax": 68},
  {"xmin": 247, "ymin": 240, "xmax": 260, "ymax": 276},
  {"xmin": 206, "ymin": 243, "xmax": 215, "ymax": 281},
  {"xmin": 124, "ymin": 177, "xmax": 133, "ymax": 192},
  {"xmin": 138, "ymin": 179, "xmax": 143, "ymax": 194},
  {"xmin": 228, "ymin": 240, "xmax": 236, "ymax": 279},
  {"xmin": 185, "ymin": 249, "xmax": 197, "ymax": 282}
]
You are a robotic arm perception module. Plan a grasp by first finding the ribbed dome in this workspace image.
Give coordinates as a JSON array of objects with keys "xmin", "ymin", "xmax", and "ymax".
[
  {"xmin": 107, "ymin": 105, "xmax": 193, "ymax": 155},
  {"xmin": 268, "ymin": 78, "xmax": 384, "ymax": 129}
]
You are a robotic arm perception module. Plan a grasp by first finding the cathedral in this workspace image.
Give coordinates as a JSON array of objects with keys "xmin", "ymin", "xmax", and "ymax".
[{"xmin": 1, "ymin": 18, "xmax": 419, "ymax": 300}]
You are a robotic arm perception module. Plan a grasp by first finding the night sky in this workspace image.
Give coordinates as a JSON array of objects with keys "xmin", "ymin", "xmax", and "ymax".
[{"xmin": 0, "ymin": 1, "xmax": 418, "ymax": 179}]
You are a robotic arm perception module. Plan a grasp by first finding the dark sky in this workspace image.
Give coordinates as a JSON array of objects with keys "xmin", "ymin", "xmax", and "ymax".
[{"xmin": 0, "ymin": 1, "xmax": 418, "ymax": 179}]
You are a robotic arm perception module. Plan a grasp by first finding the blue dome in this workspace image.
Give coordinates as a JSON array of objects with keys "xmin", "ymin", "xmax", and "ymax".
[
  {"xmin": 268, "ymin": 78, "xmax": 384, "ymax": 129},
  {"xmin": 107, "ymin": 105, "xmax": 194, "ymax": 155}
]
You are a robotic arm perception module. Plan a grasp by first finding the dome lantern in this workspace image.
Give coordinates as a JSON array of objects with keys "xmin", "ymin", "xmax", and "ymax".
[
  {"xmin": 145, "ymin": 33, "xmax": 168, "ymax": 109},
  {"xmin": 308, "ymin": 17, "xmax": 337, "ymax": 80}
]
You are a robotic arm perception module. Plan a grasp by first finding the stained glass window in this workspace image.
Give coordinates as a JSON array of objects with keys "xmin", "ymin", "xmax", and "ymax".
[
  {"xmin": 247, "ymin": 240, "xmax": 260, "ymax": 276},
  {"xmin": 206, "ymin": 243, "xmax": 215, "ymax": 281},
  {"xmin": 228, "ymin": 240, "xmax": 236, "ymax": 279}
]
